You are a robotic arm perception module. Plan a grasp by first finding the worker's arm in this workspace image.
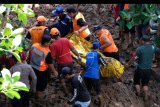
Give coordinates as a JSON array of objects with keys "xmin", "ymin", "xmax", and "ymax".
[
  {"xmin": 46, "ymin": 52, "xmax": 58, "ymax": 77},
  {"xmin": 70, "ymin": 46, "xmax": 81, "ymax": 60},
  {"xmin": 74, "ymin": 18, "xmax": 88, "ymax": 35},
  {"xmin": 99, "ymin": 35, "xmax": 112, "ymax": 50}
]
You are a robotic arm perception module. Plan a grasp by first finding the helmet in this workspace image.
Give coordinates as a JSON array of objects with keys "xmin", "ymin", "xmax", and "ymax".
[
  {"xmin": 93, "ymin": 41, "xmax": 101, "ymax": 49},
  {"xmin": 37, "ymin": 16, "xmax": 47, "ymax": 22},
  {"xmin": 52, "ymin": 6, "xmax": 65, "ymax": 15},
  {"xmin": 50, "ymin": 28, "xmax": 60, "ymax": 36}
]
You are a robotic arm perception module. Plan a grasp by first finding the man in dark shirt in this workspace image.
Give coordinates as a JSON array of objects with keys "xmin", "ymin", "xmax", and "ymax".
[
  {"xmin": 66, "ymin": 6, "xmax": 92, "ymax": 41},
  {"xmin": 61, "ymin": 67, "xmax": 91, "ymax": 107},
  {"xmin": 48, "ymin": 6, "xmax": 72, "ymax": 37},
  {"xmin": 126, "ymin": 35, "xmax": 160, "ymax": 101},
  {"xmin": 10, "ymin": 55, "xmax": 37, "ymax": 107}
]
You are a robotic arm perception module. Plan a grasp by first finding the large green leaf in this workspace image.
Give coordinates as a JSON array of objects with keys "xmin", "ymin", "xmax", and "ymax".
[
  {"xmin": 4, "ymin": 91, "xmax": 14, "ymax": 99},
  {"xmin": 18, "ymin": 4, "xmax": 24, "ymax": 9},
  {"xmin": 12, "ymin": 34, "xmax": 22, "ymax": 46},
  {"xmin": 7, "ymin": 89, "xmax": 20, "ymax": 99},
  {"xmin": 1, "ymin": 68, "xmax": 11, "ymax": 80},
  {"xmin": 13, "ymin": 86, "xmax": 29, "ymax": 92},
  {"xmin": 26, "ymin": 8, "xmax": 35, "ymax": 17},
  {"xmin": 0, "ymin": 5, "xmax": 6, "ymax": 14},
  {"xmin": 143, "ymin": 17, "xmax": 150, "ymax": 25},
  {"xmin": 12, "ymin": 52, "xmax": 21, "ymax": 62},
  {"xmin": 118, "ymin": 19, "xmax": 125, "ymax": 29},
  {"xmin": 126, "ymin": 21, "xmax": 135, "ymax": 30},
  {"xmin": 18, "ymin": 12, "xmax": 28, "ymax": 25},
  {"xmin": 0, "ymin": 78, "xmax": 4, "ymax": 83},
  {"xmin": 119, "ymin": 10, "xmax": 131, "ymax": 21},
  {"xmin": 3, "ymin": 28, "xmax": 12, "ymax": 36},
  {"xmin": 141, "ymin": 12, "xmax": 150, "ymax": 17},
  {"xmin": 6, "ymin": 23, "xmax": 13, "ymax": 30},
  {"xmin": 11, "ymin": 28, "xmax": 24, "ymax": 37},
  {"xmin": 12, "ymin": 72, "xmax": 20, "ymax": 83}
]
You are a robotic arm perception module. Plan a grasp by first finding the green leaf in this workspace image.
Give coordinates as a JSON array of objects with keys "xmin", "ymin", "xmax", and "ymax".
[
  {"xmin": 18, "ymin": 12, "xmax": 28, "ymax": 24},
  {"xmin": 4, "ymin": 91, "xmax": 14, "ymax": 99},
  {"xmin": 12, "ymin": 72, "xmax": 21, "ymax": 83},
  {"xmin": 12, "ymin": 52, "xmax": 21, "ymax": 62},
  {"xmin": 13, "ymin": 86, "xmax": 29, "ymax": 92},
  {"xmin": 119, "ymin": 10, "xmax": 131, "ymax": 21},
  {"xmin": 143, "ymin": 17, "xmax": 150, "ymax": 25},
  {"xmin": 1, "ymin": 40, "xmax": 6, "ymax": 46},
  {"xmin": 12, "ymin": 34, "xmax": 22, "ymax": 46},
  {"xmin": 3, "ymin": 28, "xmax": 12, "ymax": 36},
  {"xmin": 18, "ymin": 4, "xmax": 24, "ymax": 9},
  {"xmin": 118, "ymin": 19, "xmax": 125, "ymax": 29},
  {"xmin": 11, "ymin": 28, "xmax": 24, "ymax": 37},
  {"xmin": 25, "ymin": 8, "xmax": 35, "ymax": 17},
  {"xmin": 141, "ymin": 12, "xmax": 150, "ymax": 17},
  {"xmin": 7, "ymin": 89, "xmax": 21, "ymax": 99},
  {"xmin": 6, "ymin": 23, "xmax": 13, "ymax": 30},
  {"xmin": 1, "ymin": 68, "xmax": 11, "ymax": 80},
  {"xmin": 0, "ymin": 5, "xmax": 6, "ymax": 14},
  {"xmin": 126, "ymin": 22, "xmax": 135, "ymax": 30},
  {"xmin": 6, "ymin": 74, "xmax": 12, "ymax": 82},
  {"xmin": 0, "ymin": 77, "xmax": 4, "ymax": 83},
  {"xmin": 13, "ymin": 82, "xmax": 29, "ymax": 91}
]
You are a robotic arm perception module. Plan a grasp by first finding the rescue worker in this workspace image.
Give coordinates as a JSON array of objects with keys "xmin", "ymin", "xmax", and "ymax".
[
  {"xmin": 62, "ymin": 67, "xmax": 91, "ymax": 107},
  {"xmin": 48, "ymin": 6, "xmax": 72, "ymax": 37},
  {"xmin": 84, "ymin": 41, "xmax": 106, "ymax": 107},
  {"xmin": 49, "ymin": 28, "xmax": 81, "ymax": 95},
  {"xmin": 66, "ymin": 6, "xmax": 92, "ymax": 41},
  {"xmin": 10, "ymin": 55, "xmax": 37, "ymax": 107},
  {"xmin": 26, "ymin": 15, "xmax": 50, "ymax": 45},
  {"xmin": 126, "ymin": 35, "xmax": 160, "ymax": 101},
  {"xmin": 29, "ymin": 35, "xmax": 58, "ymax": 99},
  {"xmin": 93, "ymin": 25, "xmax": 119, "ymax": 60}
]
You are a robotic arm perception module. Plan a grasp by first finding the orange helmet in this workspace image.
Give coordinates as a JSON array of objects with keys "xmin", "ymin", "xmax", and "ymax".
[
  {"xmin": 37, "ymin": 16, "xmax": 46, "ymax": 22},
  {"xmin": 50, "ymin": 28, "xmax": 60, "ymax": 36}
]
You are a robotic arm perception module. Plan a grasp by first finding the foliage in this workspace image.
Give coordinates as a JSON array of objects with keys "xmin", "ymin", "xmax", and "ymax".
[
  {"xmin": 0, "ymin": 68, "xmax": 29, "ymax": 99},
  {"xmin": 0, "ymin": 4, "xmax": 35, "ymax": 99},
  {"xmin": 0, "ymin": 4, "xmax": 35, "ymax": 61},
  {"xmin": 118, "ymin": 4, "xmax": 160, "ymax": 30}
]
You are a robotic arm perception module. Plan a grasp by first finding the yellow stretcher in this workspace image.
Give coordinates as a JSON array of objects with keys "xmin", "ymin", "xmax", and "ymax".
[{"xmin": 67, "ymin": 34, "xmax": 124, "ymax": 79}]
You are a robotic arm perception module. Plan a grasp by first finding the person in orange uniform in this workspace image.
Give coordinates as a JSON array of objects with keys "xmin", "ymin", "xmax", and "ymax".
[
  {"xmin": 26, "ymin": 16, "xmax": 50, "ymax": 45},
  {"xmin": 66, "ymin": 6, "xmax": 92, "ymax": 41},
  {"xmin": 29, "ymin": 35, "xmax": 58, "ymax": 99},
  {"xmin": 93, "ymin": 25, "xmax": 119, "ymax": 60}
]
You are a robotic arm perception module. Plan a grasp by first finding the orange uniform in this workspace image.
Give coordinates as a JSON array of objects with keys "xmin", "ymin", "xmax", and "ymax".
[
  {"xmin": 99, "ymin": 29, "xmax": 118, "ymax": 53},
  {"xmin": 28, "ymin": 26, "xmax": 47, "ymax": 45},
  {"xmin": 30, "ymin": 43, "xmax": 50, "ymax": 71}
]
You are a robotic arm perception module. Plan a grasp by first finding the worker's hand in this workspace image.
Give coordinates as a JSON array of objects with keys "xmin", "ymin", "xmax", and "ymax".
[{"xmin": 74, "ymin": 30, "xmax": 79, "ymax": 35}]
